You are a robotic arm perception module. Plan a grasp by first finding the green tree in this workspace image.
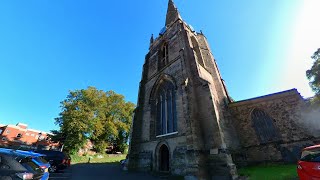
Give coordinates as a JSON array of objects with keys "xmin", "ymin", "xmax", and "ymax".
[
  {"xmin": 307, "ymin": 48, "xmax": 320, "ymax": 105},
  {"xmin": 55, "ymin": 87, "xmax": 135, "ymax": 154},
  {"xmin": 48, "ymin": 130, "xmax": 67, "ymax": 151}
]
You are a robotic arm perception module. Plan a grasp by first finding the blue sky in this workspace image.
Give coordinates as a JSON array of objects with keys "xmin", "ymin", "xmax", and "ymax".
[{"xmin": 0, "ymin": 0, "xmax": 318, "ymax": 132}]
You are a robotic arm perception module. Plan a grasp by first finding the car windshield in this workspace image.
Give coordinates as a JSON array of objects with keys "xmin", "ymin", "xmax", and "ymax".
[{"xmin": 300, "ymin": 148, "xmax": 320, "ymax": 162}]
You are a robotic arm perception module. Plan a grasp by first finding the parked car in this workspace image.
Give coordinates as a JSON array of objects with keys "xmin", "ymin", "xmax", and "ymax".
[
  {"xmin": 35, "ymin": 150, "xmax": 70, "ymax": 173},
  {"xmin": 0, "ymin": 149, "xmax": 44, "ymax": 180},
  {"xmin": 16, "ymin": 150, "xmax": 50, "ymax": 180},
  {"xmin": 297, "ymin": 144, "xmax": 320, "ymax": 180}
]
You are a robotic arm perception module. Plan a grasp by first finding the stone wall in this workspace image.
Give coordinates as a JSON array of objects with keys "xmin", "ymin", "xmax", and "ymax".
[{"xmin": 229, "ymin": 89, "xmax": 316, "ymax": 165}]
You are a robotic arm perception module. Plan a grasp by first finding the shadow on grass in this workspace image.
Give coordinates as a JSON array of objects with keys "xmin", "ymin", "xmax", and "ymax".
[
  {"xmin": 70, "ymin": 162, "xmax": 161, "ymax": 180},
  {"xmin": 69, "ymin": 162, "xmax": 185, "ymax": 180}
]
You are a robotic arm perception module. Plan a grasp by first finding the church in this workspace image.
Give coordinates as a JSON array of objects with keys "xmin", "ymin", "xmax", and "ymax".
[{"xmin": 128, "ymin": 1, "xmax": 319, "ymax": 179}]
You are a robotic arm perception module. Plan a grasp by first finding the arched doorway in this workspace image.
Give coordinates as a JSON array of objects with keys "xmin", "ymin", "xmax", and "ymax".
[{"xmin": 159, "ymin": 144, "xmax": 169, "ymax": 172}]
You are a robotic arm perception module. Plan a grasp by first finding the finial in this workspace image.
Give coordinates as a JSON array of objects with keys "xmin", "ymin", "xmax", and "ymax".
[{"xmin": 150, "ymin": 34, "xmax": 154, "ymax": 44}]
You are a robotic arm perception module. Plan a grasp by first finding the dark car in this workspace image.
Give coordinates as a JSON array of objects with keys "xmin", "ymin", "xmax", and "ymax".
[
  {"xmin": 297, "ymin": 144, "xmax": 320, "ymax": 180},
  {"xmin": 34, "ymin": 150, "xmax": 70, "ymax": 173},
  {"xmin": 0, "ymin": 150, "xmax": 44, "ymax": 180}
]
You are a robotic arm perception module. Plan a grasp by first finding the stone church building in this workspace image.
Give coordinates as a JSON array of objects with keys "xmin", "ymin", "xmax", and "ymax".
[{"xmin": 128, "ymin": 1, "xmax": 319, "ymax": 179}]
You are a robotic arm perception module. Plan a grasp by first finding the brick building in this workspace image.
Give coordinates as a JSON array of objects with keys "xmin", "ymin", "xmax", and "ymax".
[
  {"xmin": 128, "ymin": 1, "xmax": 319, "ymax": 179},
  {"xmin": 0, "ymin": 123, "xmax": 58, "ymax": 149}
]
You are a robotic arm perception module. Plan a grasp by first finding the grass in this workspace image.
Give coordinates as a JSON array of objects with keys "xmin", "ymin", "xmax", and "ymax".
[
  {"xmin": 70, "ymin": 153, "xmax": 126, "ymax": 164},
  {"xmin": 238, "ymin": 164, "xmax": 298, "ymax": 180},
  {"xmin": 71, "ymin": 155, "xmax": 298, "ymax": 179}
]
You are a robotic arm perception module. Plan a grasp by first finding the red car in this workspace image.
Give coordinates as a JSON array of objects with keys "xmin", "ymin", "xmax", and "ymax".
[{"xmin": 297, "ymin": 144, "xmax": 320, "ymax": 179}]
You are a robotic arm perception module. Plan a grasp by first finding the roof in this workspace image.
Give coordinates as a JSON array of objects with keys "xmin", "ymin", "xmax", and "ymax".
[
  {"xmin": 16, "ymin": 150, "xmax": 46, "ymax": 157},
  {"xmin": 229, "ymin": 89, "xmax": 302, "ymax": 107},
  {"xmin": 6, "ymin": 124, "xmax": 28, "ymax": 131},
  {"xmin": 0, "ymin": 124, "xmax": 50, "ymax": 134},
  {"xmin": 0, "ymin": 148, "xmax": 30, "ymax": 159},
  {"xmin": 16, "ymin": 123, "xmax": 28, "ymax": 127}
]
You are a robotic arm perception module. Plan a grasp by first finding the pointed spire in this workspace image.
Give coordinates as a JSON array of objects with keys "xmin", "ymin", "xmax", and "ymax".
[{"xmin": 166, "ymin": 0, "xmax": 181, "ymax": 27}]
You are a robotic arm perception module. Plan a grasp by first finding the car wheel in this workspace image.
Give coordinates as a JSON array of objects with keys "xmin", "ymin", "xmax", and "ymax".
[{"xmin": 49, "ymin": 165, "xmax": 57, "ymax": 173}]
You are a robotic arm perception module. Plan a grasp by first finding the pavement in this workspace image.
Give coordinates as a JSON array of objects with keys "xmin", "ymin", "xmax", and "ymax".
[
  {"xmin": 49, "ymin": 163, "xmax": 161, "ymax": 180},
  {"xmin": 49, "ymin": 167, "xmax": 72, "ymax": 180}
]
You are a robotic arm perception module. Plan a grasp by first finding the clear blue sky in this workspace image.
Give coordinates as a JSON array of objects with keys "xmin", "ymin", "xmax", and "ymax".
[{"xmin": 0, "ymin": 0, "xmax": 318, "ymax": 132}]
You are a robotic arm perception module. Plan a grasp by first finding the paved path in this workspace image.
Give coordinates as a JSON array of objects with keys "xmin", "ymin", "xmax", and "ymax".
[{"xmin": 50, "ymin": 163, "xmax": 161, "ymax": 180}]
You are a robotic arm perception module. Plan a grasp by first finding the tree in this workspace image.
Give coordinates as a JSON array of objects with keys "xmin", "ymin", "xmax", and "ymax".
[
  {"xmin": 306, "ymin": 48, "xmax": 320, "ymax": 105},
  {"xmin": 55, "ymin": 87, "xmax": 135, "ymax": 154},
  {"xmin": 48, "ymin": 130, "xmax": 66, "ymax": 151}
]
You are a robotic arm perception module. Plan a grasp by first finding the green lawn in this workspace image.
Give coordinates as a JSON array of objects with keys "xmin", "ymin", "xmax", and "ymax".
[
  {"xmin": 238, "ymin": 164, "xmax": 298, "ymax": 180},
  {"xmin": 70, "ymin": 154, "xmax": 126, "ymax": 164}
]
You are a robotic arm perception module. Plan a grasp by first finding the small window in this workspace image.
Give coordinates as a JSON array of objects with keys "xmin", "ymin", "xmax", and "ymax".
[
  {"xmin": 25, "ymin": 133, "xmax": 30, "ymax": 136},
  {"xmin": 16, "ymin": 133, "xmax": 22, "ymax": 138},
  {"xmin": 45, "ymin": 137, "xmax": 50, "ymax": 141},
  {"xmin": 6, "ymin": 130, "xmax": 10, "ymax": 134},
  {"xmin": 1, "ymin": 137, "xmax": 7, "ymax": 141}
]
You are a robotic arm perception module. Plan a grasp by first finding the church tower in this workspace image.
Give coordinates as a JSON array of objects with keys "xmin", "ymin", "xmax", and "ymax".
[{"xmin": 129, "ymin": 1, "xmax": 238, "ymax": 179}]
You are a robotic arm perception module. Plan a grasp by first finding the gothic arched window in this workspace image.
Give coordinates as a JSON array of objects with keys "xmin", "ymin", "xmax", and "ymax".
[
  {"xmin": 155, "ymin": 80, "xmax": 177, "ymax": 136},
  {"xmin": 252, "ymin": 109, "xmax": 279, "ymax": 143}
]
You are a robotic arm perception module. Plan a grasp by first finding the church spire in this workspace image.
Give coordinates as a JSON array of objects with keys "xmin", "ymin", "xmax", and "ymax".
[{"xmin": 165, "ymin": 0, "xmax": 181, "ymax": 27}]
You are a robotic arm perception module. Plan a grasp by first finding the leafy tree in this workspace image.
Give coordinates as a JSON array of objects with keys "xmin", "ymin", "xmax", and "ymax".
[
  {"xmin": 48, "ymin": 130, "xmax": 67, "ymax": 151},
  {"xmin": 49, "ymin": 130, "xmax": 66, "ymax": 143},
  {"xmin": 55, "ymin": 87, "xmax": 135, "ymax": 154},
  {"xmin": 307, "ymin": 48, "xmax": 320, "ymax": 105}
]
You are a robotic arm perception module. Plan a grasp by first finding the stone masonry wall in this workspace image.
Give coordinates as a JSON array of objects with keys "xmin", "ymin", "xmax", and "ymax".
[{"xmin": 229, "ymin": 89, "xmax": 315, "ymax": 164}]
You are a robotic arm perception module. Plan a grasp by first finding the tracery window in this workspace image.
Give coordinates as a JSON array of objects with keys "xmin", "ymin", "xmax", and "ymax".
[
  {"xmin": 252, "ymin": 109, "xmax": 279, "ymax": 143},
  {"xmin": 156, "ymin": 80, "xmax": 177, "ymax": 136}
]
